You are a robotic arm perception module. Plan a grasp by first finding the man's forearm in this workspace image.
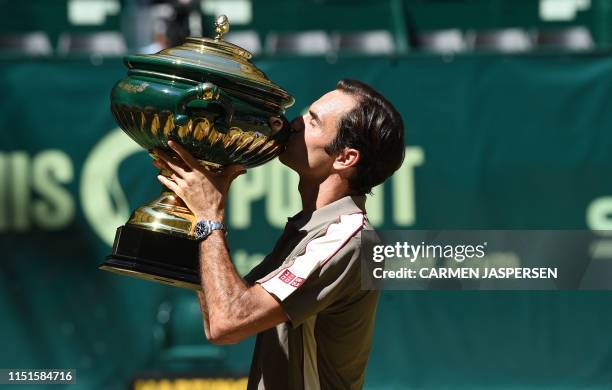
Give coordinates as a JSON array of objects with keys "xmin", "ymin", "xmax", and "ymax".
[
  {"xmin": 196, "ymin": 224, "xmax": 288, "ymax": 344},
  {"xmin": 196, "ymin": 291, "xmax": 211, "ymax": 339},
  {"xmin": 197, "ymin": 230, "xmax": 251, "ymax": 340}
]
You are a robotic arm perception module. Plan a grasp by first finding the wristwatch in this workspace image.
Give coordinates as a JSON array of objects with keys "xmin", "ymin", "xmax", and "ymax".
[{"xmin": 194, "ymin": 220, "xmax": 227, "ymax": 241}]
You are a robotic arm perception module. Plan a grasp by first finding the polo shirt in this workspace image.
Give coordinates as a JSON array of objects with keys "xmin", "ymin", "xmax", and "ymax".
[{"xmin": 244, "ymin": 195, "xmax": 379, "ymax": 390}]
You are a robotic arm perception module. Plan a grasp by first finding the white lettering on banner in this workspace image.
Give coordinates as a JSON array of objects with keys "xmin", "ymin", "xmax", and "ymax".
[
  {"xmin": 32, "ymin": 150, "xmax": 75, "ymax": 229},
  {"xmin": 228, "ymin": 162, "xmax": 266, "ymax": 229},
  {"xmin": 0, "ymin": 153, "xmax": 5, "ymax": 230},
  {"xmin": 586, "ymin": 196, "xmax": 612, "ymax": 260},
  {"xmin": 229, "ymin": 146, "xmax": 425, "ymax": 228},
  {"xmin": 229, "ymin": 159, "xmax": 301, "ymax": 229},
  {"xmin": 393, "ymin": 147, "xmax": 424, "ymax": 225},
  {"xmin": 0, "ymin": 150, "xmax": 74, "ymax": 232},
  {"xmin": 367, "ymin": 146, "xmax": 425, "ymax": 226},
  {"xmin": 586, "ymin": 197, "xmax": 612, "ymax": 233},
  {"xmin": 12, "ymin": 152, "xmax": 30, "ymax": 231},
  {"xmin": 265, "ymin": 159, "xmax": 300, "ymax": 227},
  {"xmin": 80, "ymin": 128, "xmax": 141, "ymax": 246}
]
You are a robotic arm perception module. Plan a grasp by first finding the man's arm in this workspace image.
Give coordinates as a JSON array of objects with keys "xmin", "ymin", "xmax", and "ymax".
[
  {"xmin": 195, "ymin": 291, "xmax": 211, "ymax": 340},
  {"xmin": 153, "ymin": 141, "xmax": 287, "ymax": 345},
  {"xmin": 197, "ymin": 230, "xmax": 287, "ymax": 344}
]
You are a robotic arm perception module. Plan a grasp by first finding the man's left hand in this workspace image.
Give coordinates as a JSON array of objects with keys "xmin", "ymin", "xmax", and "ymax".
[{"xmin": 152, "ymin": 140, "xmax": 246, "ymax": 221}]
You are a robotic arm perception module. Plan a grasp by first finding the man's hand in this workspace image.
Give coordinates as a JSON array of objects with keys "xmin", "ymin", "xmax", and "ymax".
[{"xmin": 151, "ymin": 140, "xmax": 246, "ymax": 220}]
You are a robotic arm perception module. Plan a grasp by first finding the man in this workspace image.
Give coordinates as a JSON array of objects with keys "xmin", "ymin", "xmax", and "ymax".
[{"xmin": 153, "ymin": 79, "xmax": 405, "ymax": 389}]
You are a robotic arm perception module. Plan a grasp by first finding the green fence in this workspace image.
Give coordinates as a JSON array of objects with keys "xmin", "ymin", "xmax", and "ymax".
[{"xmin": 3, "ymin": 0, "xmax": 612, "ymax": 51}]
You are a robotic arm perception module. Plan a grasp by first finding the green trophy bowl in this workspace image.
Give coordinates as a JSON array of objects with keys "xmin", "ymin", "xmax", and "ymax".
[{"xmin": 99, "ymin": 15, "xmax": 294, "ymax": 290}]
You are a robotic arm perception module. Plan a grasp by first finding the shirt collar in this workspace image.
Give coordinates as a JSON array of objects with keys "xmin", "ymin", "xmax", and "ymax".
[{"xmin": 287, "ymin": 195, "xmax": 366, "ymax": 231}]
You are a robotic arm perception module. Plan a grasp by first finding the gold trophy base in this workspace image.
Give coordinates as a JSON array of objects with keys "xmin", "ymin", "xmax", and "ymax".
[
  {"xmin": 128, "ymin": 189, "xmax": 196, "ymax": 237},
  {"xmin": 99, "ymin": 190, "xmax": 202, "ymax": 290}
]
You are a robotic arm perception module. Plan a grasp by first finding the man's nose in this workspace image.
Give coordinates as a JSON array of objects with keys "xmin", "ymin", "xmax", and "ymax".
[{"xmin": 290, "ymin": 116, "xmax": 305, "ymax": 133}]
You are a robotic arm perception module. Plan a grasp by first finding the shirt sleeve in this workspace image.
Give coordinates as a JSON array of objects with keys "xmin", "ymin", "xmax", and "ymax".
[{"xmin": 255, "ymin": 213, "xmax": 365, "ymax": 327}]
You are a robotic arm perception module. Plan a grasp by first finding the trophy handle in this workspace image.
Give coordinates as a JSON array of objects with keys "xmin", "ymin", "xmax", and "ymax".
[{"xmin": 175, "ymin": 82, "xmax": 233, "ymax": 127}]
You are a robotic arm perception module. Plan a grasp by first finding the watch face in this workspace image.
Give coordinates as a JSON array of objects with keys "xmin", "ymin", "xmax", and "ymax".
[
  {"xmin": 195, "ymin": 220, "xmax": 225, "ymax": 239},
  {"xmin": 196, "ymin": 221, "xmax": 210, "ymax": 238}
]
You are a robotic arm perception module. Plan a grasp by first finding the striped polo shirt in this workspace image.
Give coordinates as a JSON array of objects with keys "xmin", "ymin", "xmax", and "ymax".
[{"xmin": 244, "ymin": 195, "xmax": 379, "ymax": 390}]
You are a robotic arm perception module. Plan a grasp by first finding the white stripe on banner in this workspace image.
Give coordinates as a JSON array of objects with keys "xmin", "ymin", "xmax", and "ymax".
[{"xmin": 261, "ymin": 213, "xmax": 364, "ymax": 301}]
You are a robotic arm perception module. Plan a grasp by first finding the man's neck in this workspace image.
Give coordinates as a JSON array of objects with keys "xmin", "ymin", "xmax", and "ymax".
[{"xmin": 298, "ymin": 175, "xmax": 352, "ymax": 214}]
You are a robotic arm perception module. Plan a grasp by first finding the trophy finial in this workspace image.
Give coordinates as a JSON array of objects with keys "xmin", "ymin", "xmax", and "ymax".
[{"xmin": 214, "ymin": 15, "xmax": 230, "ymax": 41}]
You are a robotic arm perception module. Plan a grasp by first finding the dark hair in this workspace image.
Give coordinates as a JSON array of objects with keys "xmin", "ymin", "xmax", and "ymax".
[{"xmin": 324, "ymin": 79, "xmax": 405, "ymax": 195}]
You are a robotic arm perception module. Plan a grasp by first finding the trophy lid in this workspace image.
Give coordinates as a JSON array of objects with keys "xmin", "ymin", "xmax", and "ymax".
[{"xmin": 124, "ymin": 15, "xmax": 294, "ymax": 109}]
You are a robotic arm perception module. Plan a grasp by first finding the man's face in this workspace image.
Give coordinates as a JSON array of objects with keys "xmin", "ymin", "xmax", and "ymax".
[{"xmin": 280, "ymin": 89, "xmax": 357, "ymax": 180}]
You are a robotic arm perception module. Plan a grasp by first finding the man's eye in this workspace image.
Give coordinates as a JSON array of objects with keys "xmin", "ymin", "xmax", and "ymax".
[{"xmin": 311, "ymin": 119, "xmax": 317, "ymax": 127}]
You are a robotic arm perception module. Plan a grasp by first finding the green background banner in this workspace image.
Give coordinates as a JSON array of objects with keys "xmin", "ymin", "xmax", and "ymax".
[{"xmin": 1, "ymin": 53, "xmax": 612, "ymax": 389}]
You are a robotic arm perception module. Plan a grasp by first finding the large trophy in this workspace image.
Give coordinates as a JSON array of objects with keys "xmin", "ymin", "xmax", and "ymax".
[{"xmin": 99, "ymin": 16, "xmax": 294, "ymax": 290}]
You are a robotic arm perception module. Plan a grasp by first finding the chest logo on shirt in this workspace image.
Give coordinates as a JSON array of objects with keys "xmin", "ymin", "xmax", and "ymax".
[{"xmin": 278, "ymin": 269, "xmax": 305, "ymax": 287}]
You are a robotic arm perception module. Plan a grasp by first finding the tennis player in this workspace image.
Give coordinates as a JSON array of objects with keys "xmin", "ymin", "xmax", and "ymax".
[{"xmin": 153, "ymin": 79, "xmax": 405, "ymax": 389}]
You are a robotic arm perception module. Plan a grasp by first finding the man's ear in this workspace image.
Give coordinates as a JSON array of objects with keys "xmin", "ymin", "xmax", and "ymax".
[{"xmin": 333, "ymin": 148, "xmax": 360, "ymax": 171}]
